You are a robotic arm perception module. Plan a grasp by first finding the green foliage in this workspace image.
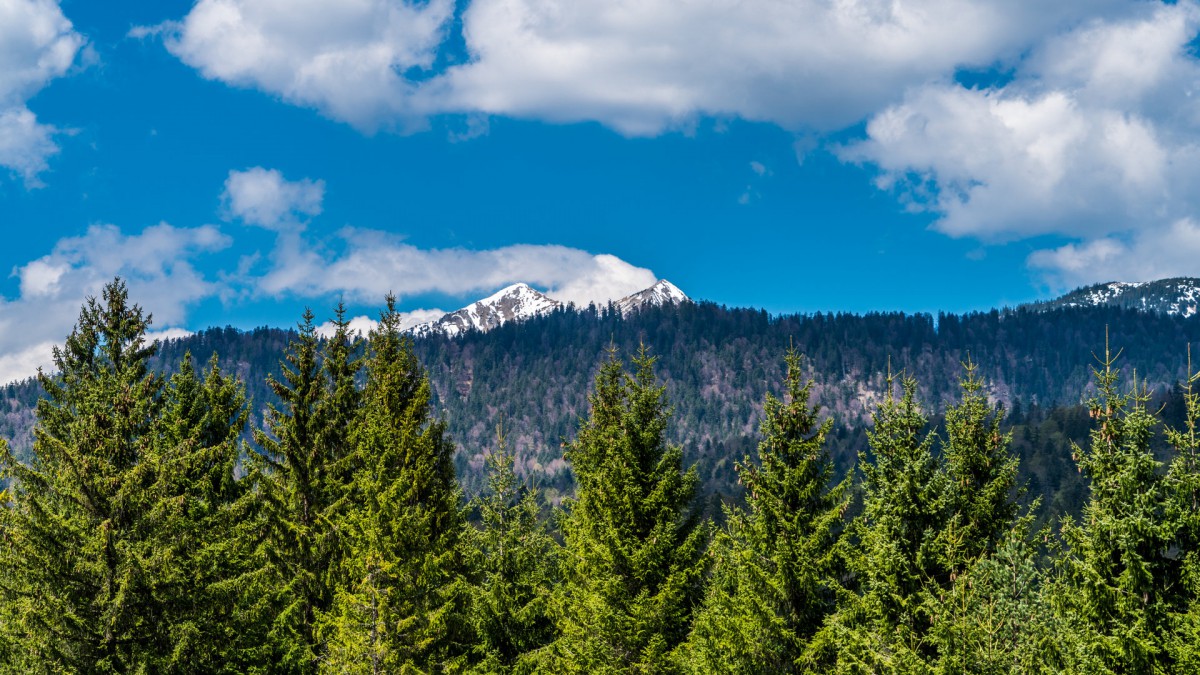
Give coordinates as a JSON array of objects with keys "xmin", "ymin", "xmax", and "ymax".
[
  {"xmin": 687, "ymin": 350, "xmax": 850, "ymax": 673},
  {"xmin": 824, "ymin": 372, "xmax": 946, "ymax": 674},
  {"xmin": 0, "ymin": 280, "xmax": 254, "ymax": 671},
  {"xmin": 249, "ymin": 306, "xmax": 363, "ymax": 671},
  {"xmin": 928, "ymin": 519, "xmax": 1061, "ymax": 674},
  {"xmin": 936, "ymin": 358, "xmax": 1021, "ymax": 575},
  {"xmin": 552, "ymin": 347, "xmax": 709, "ymax": 674},
  {"xmin": 318, "ymin": 296, "xmax": 471, "ymax": 673},
  {"xmin": 467, "ymin": 426, "xmax": 559, "ymax": 673},
  {"xmin": 1055, "ymin": 339, "xmax": 1175, "ymax": 673}
]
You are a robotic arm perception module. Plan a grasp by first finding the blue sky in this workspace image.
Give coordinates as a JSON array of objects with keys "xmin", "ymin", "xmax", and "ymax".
[{"xmin": 1, "ymin": 0, "xmax": 1199, "ymax": 380}]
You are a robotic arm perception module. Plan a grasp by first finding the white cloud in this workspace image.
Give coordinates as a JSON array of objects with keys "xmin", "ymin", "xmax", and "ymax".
[
  {"xmin": 222, "ymin": 167, "xmax": 324, "ymax": 231},
  {"xmin": 1029, "ymin": 219, "xmax": 1200, "ymax": 290},
  {"xmin": 156, "ymin": 0, "xmax": 454, "ymax": 132},
  {"xmin": 245, "ymin": 225, "xmax": 658, "ymax": 307},
  {"xmin": 0, "ymin": 0, "xmax": 84, "ymax": 184},
  {"xmin": 844, "ymin": 1, "xmax": 1200, "ymax": 287},
  {"xmin": 154, "ymin": 0, "xmax": 1132, "ymax": 136},
  {"xmin": 314, "ymin": 309, "xmax": 443, "ymax": 338},
  {"xmin": 0, "ymin": 223, "xmax": 230, "ymax": 383}
]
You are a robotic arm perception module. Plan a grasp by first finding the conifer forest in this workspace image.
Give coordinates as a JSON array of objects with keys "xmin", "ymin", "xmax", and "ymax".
[{"xmin": 1, "ymin": 279, "xmax": 1199, "ymax": 674}]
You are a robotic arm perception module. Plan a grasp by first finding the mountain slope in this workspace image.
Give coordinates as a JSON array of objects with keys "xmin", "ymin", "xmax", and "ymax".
[
  {"xmin": 1027, "ymin": 277, "xmax": 1200, "ymax": 316},
  {"xmin": 410, "ymin": 279, "xmax": 689, "ymax": 336},
  {"xmin": 410, "ymin": 283, "xmax": 561, "ymax": 337}
]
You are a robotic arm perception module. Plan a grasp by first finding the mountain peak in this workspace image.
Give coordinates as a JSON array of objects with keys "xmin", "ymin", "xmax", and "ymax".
[
  {"xmin": 410, "ymin": 279, "xmax": 691, "ymax": 337},
  {"xmin": 410, "ymin": 283, "xmax": 561, "ymax": 337},
  {"xmin": 614, "ymin": 279, "xmax": 690, "ymax": 315},
  {"xmin": 1028, "ymin": 277, "xmax": 1200, "ymax": 317}
]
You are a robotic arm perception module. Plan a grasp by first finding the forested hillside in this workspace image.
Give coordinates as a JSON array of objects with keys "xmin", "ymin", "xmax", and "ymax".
[
  {"xmin": 4, "ymin": 298, "xmax": 1200, "ymax": 517},
  {"xmin": 1, "ymin": 280, "xmax": 1197, "ymax": 672}
]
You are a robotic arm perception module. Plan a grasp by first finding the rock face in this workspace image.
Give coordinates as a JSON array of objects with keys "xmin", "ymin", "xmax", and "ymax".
[
  {"xmin": 1028, "ymin": 277, "xmax": 1200, "ymax": 317},
  {"xmin": 410, "ymin": 279, "xmax": 691, "ymax": 337}
]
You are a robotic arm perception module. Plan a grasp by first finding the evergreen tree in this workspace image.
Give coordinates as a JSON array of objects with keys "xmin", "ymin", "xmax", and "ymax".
[
  {"xmin": 825, "ymin": 373, "xmax": 946, "ymax": 674},
  {"xmin": 467, "ymin": 425, "xmax": 558, "ymax": 673},
  {"xmin": 687, "ymin": 349, "xmax": 850, "ymax": 673},
  {"xmin": 928, "ymin": 519, "xmax": 1062, "ymax": 675},
  {"xmin": 1055, "ymin": 339, "xmax": 1174, "ymax": 673},
  {"xmin": 1164, "ymin": 350, "xmax": 1200, "ymax": 669},
  {"xmin": 250, "ymin": 308, "xmax": 345, "ymax": 670},
  {"xmin": 142, "ymin": 352, "xmax": 263, "ymax": 670},
  {"xmin": 936, "ymin": 357, "xmax": 1020, "ymax": 575},
  {"xmin": 0, "ymin": 281, "xmax": 164, "ymax": 670},
  {"xmin": 552, "ymin": 346, "xmax": 709, "ymax": 674},
  {"xmin": 319, "ymin": 295, "xmax": 470, "ymax": 673}
]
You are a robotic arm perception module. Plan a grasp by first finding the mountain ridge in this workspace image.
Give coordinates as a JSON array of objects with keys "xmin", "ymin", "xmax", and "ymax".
[
  {"xmin": 409, "ymin": 279, "xmax": 690, "ymax": 337},
  {"xmin": 1026, "ymin": 277, "xmax": 1200, "ymax": 317}
]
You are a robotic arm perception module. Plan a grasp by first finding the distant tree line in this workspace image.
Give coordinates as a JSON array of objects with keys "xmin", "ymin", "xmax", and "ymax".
[{"xmin": 0, "ymin": 280, "xmax": 1197, "ymax": 672}]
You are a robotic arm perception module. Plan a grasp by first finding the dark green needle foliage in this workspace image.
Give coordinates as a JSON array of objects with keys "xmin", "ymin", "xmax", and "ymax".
[
  {"xmin": 936, "ymin": 357, "xmax": 1020, "ymax": 575},
  {"xmin": 467, "ymin": 426, "xmax": 559, "ymax": 674},
  {"xmin": 552, "ymin": 346, "xmax": 709, "ymax": 674},
  {"xmin": 319, "ymin": 295, "xmax": 471, "ymax": 674},
  {"xmin": 249, "ymin": 305, "xmax": 362, "ymax": 671},
  {"xmin": 0, "ymin": 280, "xmax": 252, "ymax": 672},
  {"xmin": 687, "ymin": 349, "xmax": 850, "ymax": 673},
  {"xmin": 1164, "ymin": 351, "xmax": 1200, "ymax": 669},
  {"xmin": 143, "ymin": 352, "xmax": 263, "ymax": 670},
  {"xmin": 826, "ymin": 372, "xmax": 947, "ymax": 674},
  {"xmin": 1055, "ymin": 339, "xmax": 1175, "ymax": 674}
]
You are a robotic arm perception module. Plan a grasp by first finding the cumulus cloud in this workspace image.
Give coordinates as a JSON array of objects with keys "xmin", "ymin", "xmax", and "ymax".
[
  {"xmin": 249, "ymin": 225, "xmax": 658, "ymax": 307},
  {"xmin": 0, "ymin": 0, "xmax": 84, "ymax": 184},
  {"xmin": 222, "ymin": 167, "xmax": 324, "ymax": 231},
  {"xmin": 845, "ymin": 1, "xmax": 1200, "ymax": 287},
  {"xmin": 1029, "ymin": 219, "xmax": 1200, "ymax": 290},
  {"xmin": 153, "ymin": 0, "xmax": 1131, "ymax": 136},
  {"xmin": 155, "ymin": 0, "xmax": 454, "ymax": 131},
  {"xmin": 0, "ymin": 223, "xmax": 230, "ymax": 382},
  {"xmin": 314, "ymin": 308, "xmax": 444, "ymax": 338}
]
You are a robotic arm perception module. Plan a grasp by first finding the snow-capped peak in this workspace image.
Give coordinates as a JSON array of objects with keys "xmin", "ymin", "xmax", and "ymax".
[
  {"xmin": 613, "ymin": 279, "xmax": 690, "ymax": 315},
  {"xmin": 1028, "ymin": 277, "xmax": 1200, "ymax": 317},
  {"xmin": 409, "ymin": 283, "xmax": 562, "ymax": 337},
  {"xmin": 409, "ymin": 279, "xmax": 691, "ymax": 337}
]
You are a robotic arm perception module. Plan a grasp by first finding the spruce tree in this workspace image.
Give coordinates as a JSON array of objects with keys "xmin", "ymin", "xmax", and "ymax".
[
  {"xmin": 142, "ymin": 352, "xmax": 262, "ymax": 670},
  {"xmin": 1055, "ymin": 340, "xmax": 1174, "ymax": 673},
  {"xmin": 552, "ymin": 346, "xmax": 709, "ymax": 674},
  {"xmin": 1164, "ymin": 351, "xmax": 1200, "ymax": 669},
  {"xmin": 318, "ymin": 295, "xmax": 470, "ymax": 673},
  {"xmin": 687, "ymin": 349, "xmax": 850, "ymax": 673},
  {"xmin": 250, "ymin": 308, "xmax": 345, "ymax": 670},
  {"xmin": 936, "ymin": 357, "xmax": 1020, "ymax": 575},
  {"xmin": 825, "ymin": 373, "xmax": 946, "ymax": 674},
  {"xmin": 0, "ymin": 281, "xmax": 164, "ymax": 670},
  {"xmin": 467, "ymin": 426, "xmax": 558, "ymax": 673}
]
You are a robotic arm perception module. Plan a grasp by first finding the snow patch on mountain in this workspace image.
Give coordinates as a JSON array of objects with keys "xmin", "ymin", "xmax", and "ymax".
[
  {"xmin": 1029, "ymin": 278, "xmax": 1200, "ymax": 317},
  {"xmin": 409, "ymin": 279, "xmax": 691, "ymax": 337}
]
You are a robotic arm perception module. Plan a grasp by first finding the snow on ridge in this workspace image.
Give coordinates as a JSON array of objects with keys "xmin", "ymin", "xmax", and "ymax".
[{"xmin": 409, "ymin": 279, "xmax": 691, "ymax": 337}]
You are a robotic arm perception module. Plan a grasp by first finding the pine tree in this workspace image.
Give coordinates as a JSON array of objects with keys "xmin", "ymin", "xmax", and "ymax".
[
  {"xmin": 319, "ymin": 295, "xmax": 471, "ymax": 673},
  {"xmin": 929, "ymin": 519, "xmax": 1062, "ymax": 675},
  {"xmin": 136, "ymin": 352, "xmax": 264, "ymax": 669},
  {"xmin": 552, "ymin": 346, "xmax": 709, "ymax": 674},
  {"xmin": 1164, "ymin": 349, "xmax": 1200, "ymax": 669},
  {"xmin": 1055, "ymin": 338, "xmax": 1174, "ymax": 673},
  {"xmin": 687, "ymin": 349, "xmax": 850, "ymax": 673},
  {"xmin": 250, "ymin": 308, "xmax": 346, "ymax": 670},
  {"xmin": 467, "ymin": 425, "xmax": 558, "ymax": 673},
  {"xmin": 826, "ymin": 372, "xmax": 946, "ymax": 674},
  {"xmin": 0, "ymin": 281, "xmax": 165, "ymax": 670},
  {"xmin": 936, "ymin": 357, "xmax": 1020, "ymax": 575}
]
